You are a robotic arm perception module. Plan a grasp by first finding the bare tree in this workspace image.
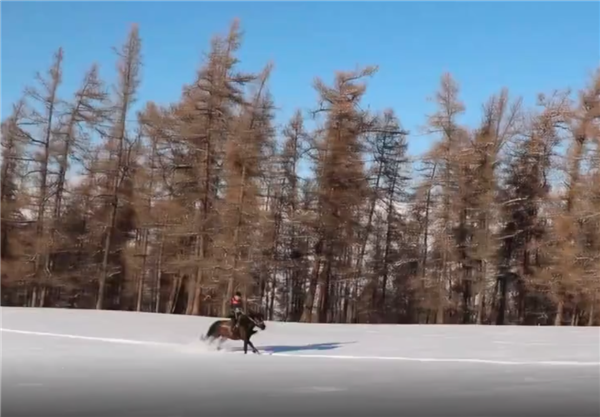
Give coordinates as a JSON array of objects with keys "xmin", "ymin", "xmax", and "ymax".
[{"xmin": 97, "ymin": 24, "xmax": 143, "ymax": 309}]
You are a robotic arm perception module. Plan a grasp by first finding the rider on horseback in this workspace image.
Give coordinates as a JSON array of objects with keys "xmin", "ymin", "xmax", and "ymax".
[{"xmin": 230, "ymin": 291, "xmax": 244, "ymax": 332}]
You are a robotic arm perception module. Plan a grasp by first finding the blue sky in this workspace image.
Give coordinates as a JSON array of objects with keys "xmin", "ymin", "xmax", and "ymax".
[{"xmin": 2, "ymin": 1, "xmax": 598, "ymax": 156}]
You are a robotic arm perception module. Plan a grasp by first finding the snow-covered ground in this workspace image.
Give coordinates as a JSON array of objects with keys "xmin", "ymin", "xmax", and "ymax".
[{"xmin": 2, "ymin": 307, "xmax": 599, "ymax": 417}]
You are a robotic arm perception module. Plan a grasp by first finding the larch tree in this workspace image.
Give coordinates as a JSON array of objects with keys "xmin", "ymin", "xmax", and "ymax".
[
  {"xmin": 423, "ymin": 72, "xmax": 466, "ymax": 323},
  {"xmin": 301, "ymin": 66, "xmax": 375, "ymax": 323},
  {"xmin": 358, "ymin": 109, "xmax": 410, "ymax": 322},
  {"xmin": 96, "ymin": 24, "xmax": 143, "ymax": 309},
  {"xmin": 48, "ymin": 64, "xmax": 109, "ymax": 296},
  {"xmin": 547, "ymin": 71, "xmax": 600, "ymax": 325},
  {"xmin": 273, "ymin": 111, "xmax": 311, "ymax": 320},
  {"xmin": 218, "ymin": 64, "xmax": 275, "ymax": 316},
  {"xmin": 496, "ymin": 91, "xmax": 567, "ymax": 324},
  {"xmin": 164, "ymin": 19, "xmax": 258, "ymax": 316},
  {"xmin": 454, "ymin": 89, "xmax": 522, "ymax": 324},
  {"xmin": 578, "ymin": 71, "xmax": 600, "ymax": 325},
  {"xmin": 1, "ymin": 101, "xmax": 31, "ymax": 286},
  {"xmin": 21, "ymin": 47, "xmax": 64, "ymax": 306}
]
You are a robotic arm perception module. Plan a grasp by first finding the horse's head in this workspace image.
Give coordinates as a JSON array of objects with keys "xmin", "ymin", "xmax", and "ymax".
[{"xmin": 248, "ymin": 311, "xmax": 266, "ymax": 330}]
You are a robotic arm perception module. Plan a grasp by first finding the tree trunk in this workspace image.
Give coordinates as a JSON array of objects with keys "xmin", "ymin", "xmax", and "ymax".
[
  {"xmin": 167, "ymin": 276, "xmax": 183, "ymax": 314},
  {"xmin": 222, "ymin": 163, "xmax": 247, "ymax": 317},
  {"xmin": 496, "ymin": 276, "xmax": 507, "ymax": 325},
  {"xmin": 554, "ymin": 298, "xmax": 564, "ymax": 326},
  {"xmin": 318, "ymin": 259, "xmax": 332, "ymax": 323},
  {"xmin": 301, "ymin": 257, "xmax": 321, "ymax": 322}
]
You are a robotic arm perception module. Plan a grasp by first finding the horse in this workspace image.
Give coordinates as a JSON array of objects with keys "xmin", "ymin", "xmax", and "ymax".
[{"xmin": 201, "ymin": 311, "xmax": 267, "ymax": 355}]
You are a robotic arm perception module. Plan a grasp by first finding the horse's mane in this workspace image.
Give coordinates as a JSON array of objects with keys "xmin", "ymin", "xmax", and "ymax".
[{"xmin": 247, "ymin": 310, "xmax": 264, "ymax": 319}]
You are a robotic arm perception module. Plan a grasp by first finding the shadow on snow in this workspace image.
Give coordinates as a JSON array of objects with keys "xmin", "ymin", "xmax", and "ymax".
[{"xmin": 230, "ymin": 341, "xmax": 355, "ymax": 354}]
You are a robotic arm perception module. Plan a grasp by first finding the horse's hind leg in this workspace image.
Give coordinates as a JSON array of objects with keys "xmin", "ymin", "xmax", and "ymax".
[
  {"xmin": 203, "ymin": 335, "xmax": 218, "ymax": 348},
  {"xmin": 216, "ymin": 337, "xmax": 225, "ymax": 351}
]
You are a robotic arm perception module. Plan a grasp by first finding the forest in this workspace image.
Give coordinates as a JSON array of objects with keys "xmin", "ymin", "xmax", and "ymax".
[{"xmin": 2, "ymin": 21, "xmax": 599, "ymax": 326}]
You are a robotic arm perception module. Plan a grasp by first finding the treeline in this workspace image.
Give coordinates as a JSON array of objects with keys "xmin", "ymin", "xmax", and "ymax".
[{"xmin": 2, "ymin": 21, "xmax": 599, "ymax": 326}]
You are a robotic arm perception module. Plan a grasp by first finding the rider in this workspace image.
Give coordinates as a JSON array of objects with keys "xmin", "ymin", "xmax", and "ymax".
[{"xmin": 230, "ymin": 291, "xmax": 244, "ymax": 331}]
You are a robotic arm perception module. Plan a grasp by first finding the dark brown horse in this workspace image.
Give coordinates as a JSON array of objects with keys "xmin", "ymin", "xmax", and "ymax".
[{"xmin": 201, "ymin": 311, "xmax": 267, "ymax": 354}]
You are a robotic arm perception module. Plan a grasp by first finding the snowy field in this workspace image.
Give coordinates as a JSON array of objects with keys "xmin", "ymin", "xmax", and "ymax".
[{"xmin": 2, "ymin": 307, "xmax": 599, "ymax": 417}]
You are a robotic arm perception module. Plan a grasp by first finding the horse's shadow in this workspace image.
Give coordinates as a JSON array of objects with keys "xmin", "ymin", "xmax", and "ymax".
[{"xmin": 230, "ymin": 341, "xmax": 355, "ymax": 354}]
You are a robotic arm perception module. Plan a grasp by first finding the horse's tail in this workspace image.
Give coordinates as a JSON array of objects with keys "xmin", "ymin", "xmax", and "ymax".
[{"xmin": 204, "ymin": 320, "xmax": 222, "ymax": 340}]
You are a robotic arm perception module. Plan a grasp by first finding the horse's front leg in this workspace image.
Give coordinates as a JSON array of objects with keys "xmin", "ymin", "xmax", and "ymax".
[
  {"xmin": 247, "ymin": 338, "xmax": 260, "ymax": 355},
  {"xmin": 243, "ymin": 338, "xmax": 249, "ymax": 355}
]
